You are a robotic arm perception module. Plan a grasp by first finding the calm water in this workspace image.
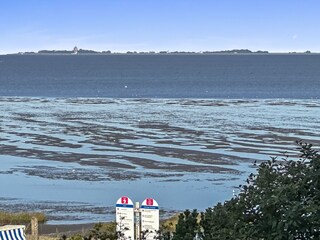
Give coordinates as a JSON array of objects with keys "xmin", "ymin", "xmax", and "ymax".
[
  {"xmin": 0, "ymin": 54, "xmax": 319, "ymax": 98},
  {"xmin": 0, "ymin": 55, "xmax": 320, "ymax": 223}
]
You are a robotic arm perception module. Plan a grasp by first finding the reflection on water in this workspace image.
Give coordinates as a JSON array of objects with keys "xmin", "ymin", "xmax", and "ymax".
[{"xmin": 0, "ymin": 98, "xmax": 319, "ymax": 223}]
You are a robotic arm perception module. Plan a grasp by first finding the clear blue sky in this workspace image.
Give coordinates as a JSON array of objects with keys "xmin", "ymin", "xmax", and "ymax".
[{"xmin": 0, "ymin": 0, "xmax": 319, "ymax": 53}]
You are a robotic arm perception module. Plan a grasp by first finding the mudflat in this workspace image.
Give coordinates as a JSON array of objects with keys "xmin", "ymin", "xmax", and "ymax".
[{"xmin": 1, "ymin": 98, "xmax": 319, "ymax": 223}]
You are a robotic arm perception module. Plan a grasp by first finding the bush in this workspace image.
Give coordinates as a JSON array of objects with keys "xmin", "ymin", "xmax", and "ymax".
[{"xmin": 200, "ymin": 141, "xmax": 320, "ymax": 239}]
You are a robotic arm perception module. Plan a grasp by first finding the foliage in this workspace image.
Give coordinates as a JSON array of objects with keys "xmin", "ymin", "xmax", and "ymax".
[
  {"xmin": 157, "ymin": 216, "xmax": 178, "ymax": 240},
  {"xmin": 160, "ymin": 214, "xmax": 179, "ymax": 233},
  {"xmin": 87, "ymin": 222, "xmax": 117, "ymax": 240},
  {"xmin": 68, "ymin": 222, "xmax": 117, "ymax": 240},
  {"xmin": 0, "ymin": 211, "xmax": 47, "ymax": 225},
  {"xmin": 172, "ymin": 209, "xmax": 201, "ymax": 240},
  {"xmin": 68, "ymin": 234, "xmax": 82, "ymax": 240},
  {"xmin": 200, "ymin": 198, "xmax": 247, "ymax": 239},
  {"xmin": 200, "ymin": 141, "xmax": 320, "ymax": 239}
]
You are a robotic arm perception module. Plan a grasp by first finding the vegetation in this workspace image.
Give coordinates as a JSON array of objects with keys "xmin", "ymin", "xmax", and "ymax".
[
  {"xmin": 86, "ymin": 222, "xmax": 117, "ymax": 240},
  {"xmin": 0, "ymin": 211, "xmax": 47, "ymax": 225},
  {"xmin": 172, "ymin": 209, "xmax": 201, "ymax": 240},
  {"xmin": 65, "ymin": 217, "xmax": 179, "ymax": 240},
  {"xmin": 176, "ymin": 141, "xmax": 320, "ymax": 239},
  {"xmin": 16, "ymin": 48, "xmax": 275, "ymax": 55}
]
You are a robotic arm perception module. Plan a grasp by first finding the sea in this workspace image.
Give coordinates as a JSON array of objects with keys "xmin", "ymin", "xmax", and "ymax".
[{"xmin": 0, "ymin": 54, "xmax": 319, "ymax": 223}]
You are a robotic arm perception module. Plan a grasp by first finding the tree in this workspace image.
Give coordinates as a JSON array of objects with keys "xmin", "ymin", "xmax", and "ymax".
[
  {"xmin": 200, "ymin": 199, "xmax": 247, "ymax": 240},
  {"xmin": 87, "ymin": 222, "xmax": 117, "ymax": 240},
  {"xmin": 200, "ymin": 141, "xmax": 320, "ymax": 239},
  {"xmin": 172, "ymin": 209, "xmax": 201, "ymax": 240}
]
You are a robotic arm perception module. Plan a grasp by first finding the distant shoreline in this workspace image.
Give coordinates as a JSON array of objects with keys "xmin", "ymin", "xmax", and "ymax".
[
  {"xmin": 1, "ymin": 48, "xmax": 318, "ymax": 56},
  {"xmin": 2, "ymin": 52, "xmax": 320, "ymax": 56}
]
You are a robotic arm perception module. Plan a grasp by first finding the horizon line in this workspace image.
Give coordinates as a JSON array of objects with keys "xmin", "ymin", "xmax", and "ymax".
[{"xmin": 1, "ymin": 48, "xmax": 318, "ymax": 55}]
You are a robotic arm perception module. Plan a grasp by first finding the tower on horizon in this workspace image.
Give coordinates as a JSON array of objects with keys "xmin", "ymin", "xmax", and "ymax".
[{"xmin": 73, "ymin": 46, "xmax": 78, "ymax": 54}]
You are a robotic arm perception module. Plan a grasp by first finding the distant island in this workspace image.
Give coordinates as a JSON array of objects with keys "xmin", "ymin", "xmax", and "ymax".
[{"xmin": 8, "ymin": 46, "xmax": 316, "ymax": 55}]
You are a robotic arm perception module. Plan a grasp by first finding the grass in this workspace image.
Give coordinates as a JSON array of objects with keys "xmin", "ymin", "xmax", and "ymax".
[
  {"xmin": 0, "ymin": 211, "xmax": 47, "ymax": 225},
  {"xmin": 160, "ymin": 214, "xmax": 180, "ymax": 232}
]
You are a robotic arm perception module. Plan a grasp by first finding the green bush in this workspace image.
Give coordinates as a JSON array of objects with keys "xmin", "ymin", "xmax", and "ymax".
[{"xmin": 201, "ymin": 141, "xmax": 320, "ymax": 239}]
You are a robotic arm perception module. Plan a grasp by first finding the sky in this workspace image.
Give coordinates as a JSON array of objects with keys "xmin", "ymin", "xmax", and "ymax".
[{"xmin": 0, "ymin": 0, "xmax": 319, "ymax": 54}]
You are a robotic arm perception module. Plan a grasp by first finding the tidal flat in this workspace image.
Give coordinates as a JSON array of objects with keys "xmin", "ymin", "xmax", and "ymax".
[{"xmin": 0, "ymin": 97, "xmax": 319, "ymax": 223}]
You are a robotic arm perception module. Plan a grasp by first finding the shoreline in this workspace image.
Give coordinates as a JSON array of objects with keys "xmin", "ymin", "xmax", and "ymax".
[{"xmin": 2, "ymin": 52, "xmax": 320, "ymax": 56}]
